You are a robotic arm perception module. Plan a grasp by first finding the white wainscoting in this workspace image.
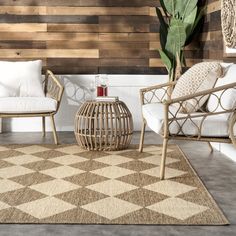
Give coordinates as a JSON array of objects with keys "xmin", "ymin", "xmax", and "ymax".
[{"xmin": 2, "ymin": 74, "xmax": 168, "ymax": 132}]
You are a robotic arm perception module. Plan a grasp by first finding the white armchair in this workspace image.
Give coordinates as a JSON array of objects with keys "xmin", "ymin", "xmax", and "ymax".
[
  {"xmin": 0, "ymin": 60, "xmax": 64, "ymax": 144},
  {"xmin": 139, "ymin": 62, "xmax": 236, "ymax": 180}
]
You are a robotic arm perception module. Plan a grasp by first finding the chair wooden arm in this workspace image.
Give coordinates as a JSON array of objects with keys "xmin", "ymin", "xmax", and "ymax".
[
  {"xmin": 166, "ymin": 81, "xmax": 236, "ymax": 105},
  {"xmin": 140, "ymin": 82, "xmax": 176, "ymax": 105},
  {"xmin": 163, "ymin": 82, "xmax": 236, "ymax": 124},
  {"xmin": 162, "ymin": 101, "xmax": 236, "ymax": 140},
  {"xmin": 45, "ymin": 70, "xmax": 64, "ymax": 101},
  {"xmin": 161, "ymin": 80, "xmax": 236, "ymax": 140},
  {"xmin": 44, "ymin": 70, "xmax": 64, "ymax": 112}
]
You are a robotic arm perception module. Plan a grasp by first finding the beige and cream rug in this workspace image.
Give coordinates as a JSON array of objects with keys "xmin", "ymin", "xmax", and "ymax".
[{"xmin": 0, "ymin": 144, "xmax": 228, "ymax": 225}]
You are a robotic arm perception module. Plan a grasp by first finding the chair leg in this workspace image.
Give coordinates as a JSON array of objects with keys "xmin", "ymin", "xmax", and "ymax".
[
  {"xmin": 50, "ymin": 115, "xmax": 58, "ymax": 145},
  {"xmin": 160, "ymin": 138, "xmax": 168, "ymax": 180},
  {"xmin": 42, "ymin": 117, "xmax": 46, "ymax": 137},
  {"xmin": 139, "ymin": 120, "xmax": 146, "ymax": 153},
  {"xmin": 208, "ymin": 142, "xmax": 214, "ymax": 153}
]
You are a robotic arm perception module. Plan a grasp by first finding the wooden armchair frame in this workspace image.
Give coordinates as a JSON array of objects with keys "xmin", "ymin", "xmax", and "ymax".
[
  {"xmin": 0, "ymin": 70, "xmax": 64, "ymax": 145},
  {"xmin": 139, "ymin": 82, "xmax": 236, "ymax": 180}
]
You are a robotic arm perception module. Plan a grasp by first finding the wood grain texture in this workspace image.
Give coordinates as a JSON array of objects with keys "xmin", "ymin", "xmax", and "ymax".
[
  {"xmin": 0, "ymin": 1, "xmax": 204, "ymax": 74},
  {"xmin": 200, "ymin": 0, "xmax": 236, "ymax": 63}
]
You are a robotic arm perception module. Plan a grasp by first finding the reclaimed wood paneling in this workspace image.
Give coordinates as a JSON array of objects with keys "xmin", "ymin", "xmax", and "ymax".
[
  {"xmin": 0, "ymin": 0, "xmax": 204, "ymax": 74},
  {"xmin": 201, "ymin": 0, "xmax": 236, "ymax": 62}
]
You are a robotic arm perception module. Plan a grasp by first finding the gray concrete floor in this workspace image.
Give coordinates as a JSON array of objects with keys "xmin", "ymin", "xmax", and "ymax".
[{"xmin": 0, "ymin": 131, "xmax": 235, "ymax": 236}]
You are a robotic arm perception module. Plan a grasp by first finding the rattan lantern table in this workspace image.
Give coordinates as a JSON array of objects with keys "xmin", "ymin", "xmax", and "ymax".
[{"xmin": 75, "ymin": 100, "xmax": 133, "ymax": 151}]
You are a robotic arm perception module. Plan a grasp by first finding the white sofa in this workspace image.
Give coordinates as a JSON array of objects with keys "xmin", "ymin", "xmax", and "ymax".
[{"xmin": 0, "ymin": 60, "xmax": 64, "ymax": 144}]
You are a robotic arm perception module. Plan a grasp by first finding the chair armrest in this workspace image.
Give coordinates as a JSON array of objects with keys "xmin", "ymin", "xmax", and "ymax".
[
  {"xmin": 164, "ymin": 81, "xmax": 236, "ymax": 118},
  {"xmin": 162, "ymin": 82, "xmax": 236, "ymax": 139},
  {"xmin": 162, "ymin": 102, "xmax": 229, "ymax": 139},
  {"xmin": 141, "ymin": 80, "xmax": 236, "ymax": 139},
  {"xmin": 44, "ymin": 70, "xmax": 64, "ymax": 107},
  {"xmin": 140, "ymin": 82, "xmax": 176, "ymax": 105},
  {"xmin": 166, "ymin": 82, "xmax": 236, "ymax": 106}
]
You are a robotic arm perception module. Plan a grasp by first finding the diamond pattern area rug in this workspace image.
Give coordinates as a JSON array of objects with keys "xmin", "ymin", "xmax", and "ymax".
[{"xmin": 0, "ymin": 144, "xmax": 228, "ymax": 225}]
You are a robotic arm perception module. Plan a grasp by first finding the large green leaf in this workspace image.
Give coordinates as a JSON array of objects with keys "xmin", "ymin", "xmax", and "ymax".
[
  {"xmin": 158, "ymin": 49, "xmax": 172, "ymax": 73},
  {"xmin": 165, "ymin": 19, "xmax": 186, "ymax": 59},
  {"xmin": 156, "ymin": 0, "xmax": 204, "ymax": 81},
  {"xmin": 184, "ymin": 6, "xmax": 197, "ymax": 38},
  {"xmin": 156, "ymin": 7, "xmax": 168, "ymax": 49},
  {"xmin": 156, "ymin": 7, "xmax": 168, "ymax": 28},
  {"xmin": 192, "ymin": 6, "xmax": 206, "ymax": 31},
  {"xmin": 163, "ymin": 0, "xmax": 175, "ymax": 15},
  {"xmin": 185, "ymin": 6, "xmax": 206, "ymax": 45},
  {"xmin": 160, "ymin": 0, "xmax": 168, "ymax": 17},
  {"xmin": 175, "ymin": 0, "xmax": 198, "ymax": 19}
]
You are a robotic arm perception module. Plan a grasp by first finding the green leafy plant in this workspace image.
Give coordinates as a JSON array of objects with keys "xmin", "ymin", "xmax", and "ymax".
[{"xmin": 156, "ymin": 0, "xmax": 205, "ymax": 81}]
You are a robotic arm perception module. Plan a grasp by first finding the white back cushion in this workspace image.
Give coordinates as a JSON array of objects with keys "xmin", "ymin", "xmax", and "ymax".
[
  {"xmin": 0, "ymin": 60, "xmax": 44, "ymax": 97},
  {"xmin": 207, "ymin": 63, "xmax": 236, "ymax": 112},
  {"xmin": 172, "ymin": 62, "xmax": 222, "ymax": 113}
]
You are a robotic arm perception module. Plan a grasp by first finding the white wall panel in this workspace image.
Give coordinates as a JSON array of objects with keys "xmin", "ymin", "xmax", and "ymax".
[{"xmin": 2, "ymin": 74, "xmax": 168, "ymax": 132}]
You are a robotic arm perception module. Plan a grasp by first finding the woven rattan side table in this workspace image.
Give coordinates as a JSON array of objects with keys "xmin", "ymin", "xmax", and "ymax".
[{"xmin": 75, "ymin": 100, "xmax": 133, "ymax": 151}]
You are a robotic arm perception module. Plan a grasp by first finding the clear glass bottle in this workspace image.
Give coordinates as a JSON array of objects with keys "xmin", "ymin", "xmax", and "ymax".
[{"xmin": 96, "ymin": 74, "xmax": 108, "ymax": 97}]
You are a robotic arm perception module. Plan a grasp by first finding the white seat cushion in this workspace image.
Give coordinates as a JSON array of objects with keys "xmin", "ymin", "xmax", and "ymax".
[
  {"xmin": 142, "ymin": 103, "xmax": 174, "ymax": 134},
  {"xmin": 0, "ymin": 60, "xmax": 44, "ymax": 97},
  {"xmin": 0, "ymin": 97, "xmax": 57, "ymax": 113},
  {"xmin": 142, "ymin": 103, "xmax": 234, "ymax": 137}
]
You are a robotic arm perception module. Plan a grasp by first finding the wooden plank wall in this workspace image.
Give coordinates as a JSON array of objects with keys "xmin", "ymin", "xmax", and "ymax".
[
  {"xmin": 0, "ymin": 0, "xmax": 205, "ymax": 75},
  {"xmin": 202, "ymin": 0, "xmax": 236, "ymax": 62}
]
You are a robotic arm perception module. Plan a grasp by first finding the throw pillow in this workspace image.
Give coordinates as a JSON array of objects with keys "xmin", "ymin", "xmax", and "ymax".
[
  {"xmin": 171, "ymin": 62, "xmax": 223, "ymax": 113},
  {"xmin": 0, "ymin": 60, "xmax": 44, "ymax": 98}
]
